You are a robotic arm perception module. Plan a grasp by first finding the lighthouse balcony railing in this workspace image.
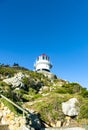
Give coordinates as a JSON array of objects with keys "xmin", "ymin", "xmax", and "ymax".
[{"xmin": 35, "ymin": 60, "xmax": 51, "ymax": 64}]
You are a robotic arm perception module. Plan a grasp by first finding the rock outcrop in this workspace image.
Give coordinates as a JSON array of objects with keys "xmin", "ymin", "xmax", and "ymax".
[
  {"xmin": 62, "ymin": 98, "xmax": 79, "ymax": 117},
  {"xmin": 0, "ymin": 102, "xmax": 28, "ymax": 130},
  {"xmin": 3, "ymin": 72, "xmax": 26, "ymax": 88}
]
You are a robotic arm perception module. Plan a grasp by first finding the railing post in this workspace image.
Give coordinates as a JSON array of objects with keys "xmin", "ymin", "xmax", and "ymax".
[{"xmin": 23, "ymin": 111, "xmax": 25, "ymax": 118}]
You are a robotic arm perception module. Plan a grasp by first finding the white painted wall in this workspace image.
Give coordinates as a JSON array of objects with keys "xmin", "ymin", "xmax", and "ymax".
[{"xmin": 34, "ymin": 56, "xmax": 52, "ymax": 71}]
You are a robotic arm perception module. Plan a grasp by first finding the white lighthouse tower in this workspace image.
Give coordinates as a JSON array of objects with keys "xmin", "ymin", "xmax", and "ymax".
[{"xmin": 34, "ymin": 54, "xmax": 52, "ymax": 72}]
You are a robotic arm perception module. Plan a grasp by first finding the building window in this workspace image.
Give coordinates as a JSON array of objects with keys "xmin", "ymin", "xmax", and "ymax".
[
  {"xmin": 45, "ymin": 56, "xmax": 48, "ymax": 60},
  {"xmin": 46, "ymin": 56, "xmax": 49, "ymax": 61},
  {"xmin": 42, "ymin": 56, "xmax": 45, "ymax": 60},
  {"xmin": 37, "ymin": 57, "xmax": 39, "ymax": 61}
]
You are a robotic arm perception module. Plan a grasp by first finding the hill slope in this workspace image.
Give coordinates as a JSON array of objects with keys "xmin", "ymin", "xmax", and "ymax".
[{"xmin": 0, "ymin": 65, "xmax": 88, "ymax": 127}]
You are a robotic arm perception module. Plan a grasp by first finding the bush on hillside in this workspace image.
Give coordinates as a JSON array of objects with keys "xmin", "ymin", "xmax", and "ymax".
[
  {"xmin": 62, "ymin": 82, "xmax": 81, "ymax": 94},
  {"xmin": 80, "ymin": 87, "xmax": 88, "ymax": 98},
  {"xmin": 79, "ymin": 102, "xmax": 88, "ymax": 119}
]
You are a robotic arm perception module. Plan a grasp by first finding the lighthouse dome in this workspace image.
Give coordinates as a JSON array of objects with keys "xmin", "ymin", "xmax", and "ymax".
[{"xmin": 34, "ymin": 54, "xmax": 52, "ymax": 72}]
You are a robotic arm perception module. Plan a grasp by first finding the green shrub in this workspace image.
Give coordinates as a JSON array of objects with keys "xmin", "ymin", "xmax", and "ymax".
[
  {"xmin": 0, "ymin": 67, "xmax": 17, "ymax": 77},
  {"xmin": 79, "ymin": 102, "xmax": 88, "ymax": 119},
  {"xmin": 62, "ymin": 82, "xmax": 81, "ymax": 94},
  {"xmin": 0, "ymin": 98, "xmax": 22, "ymax": 115},
  {"xmin": 80, "ymin": 88, "xmax": 88, "ymax": 98},
  {"xmin": 54, "ymin": 87, "xmax": 67, "ymax": 94}
]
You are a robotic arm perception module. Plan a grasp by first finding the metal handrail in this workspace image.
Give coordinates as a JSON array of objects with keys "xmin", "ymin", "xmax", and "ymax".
[{"xmin": 0, "ymin": 94, "xmax": 29, "ymax": 117}]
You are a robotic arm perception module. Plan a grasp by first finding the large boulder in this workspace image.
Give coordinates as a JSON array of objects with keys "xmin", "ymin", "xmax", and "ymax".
[
  {"xmin": 62, "ymin": 98, "xmax": 79, "ymax": 117},
  {"xmin": 3, "ymin": 72, "xmax": 25, "ymax": 88}
]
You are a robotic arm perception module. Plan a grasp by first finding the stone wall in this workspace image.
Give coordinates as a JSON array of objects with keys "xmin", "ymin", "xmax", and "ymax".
[
  {"xmin": 0, "ymin": 124, "xmax": 9, "ymax": 130},
  {"xmin": 0, "ymin": 102, "xmax": 27, "ymax": 130}
]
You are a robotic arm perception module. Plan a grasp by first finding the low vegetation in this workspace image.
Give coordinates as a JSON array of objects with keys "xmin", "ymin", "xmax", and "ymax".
[{"xmin": 0, "ymin": 65, "xmax": 88, "ymax": 125}]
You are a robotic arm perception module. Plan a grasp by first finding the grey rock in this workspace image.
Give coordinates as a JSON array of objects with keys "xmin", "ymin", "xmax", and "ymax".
[
  {"xmin": 3, "ymin": 72, "xmax": 25, "ymax": 88},
  {"xmin": 62, "ymin": 98, "xmax": 79, "ymax": 116}
]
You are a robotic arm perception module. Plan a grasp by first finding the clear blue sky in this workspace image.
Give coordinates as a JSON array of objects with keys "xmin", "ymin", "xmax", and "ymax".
[{"xmin": 0, "ymin": 0, "xmax": 88, "ymax": 88}]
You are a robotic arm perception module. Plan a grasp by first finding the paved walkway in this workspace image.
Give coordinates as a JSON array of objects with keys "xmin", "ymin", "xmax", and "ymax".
[{"xmin": 41, "ymin": 127, "xmax": 86, "ymax": 130}]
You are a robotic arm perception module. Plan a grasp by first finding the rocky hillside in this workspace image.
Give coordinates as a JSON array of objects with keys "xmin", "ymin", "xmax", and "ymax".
[
  {"xmin": 0, "ymin": 102, "xmax": 26, "ymax": 130},
  {"xmin": 0, "ymin": 65, "xmax": 88, "ymax": 129}
]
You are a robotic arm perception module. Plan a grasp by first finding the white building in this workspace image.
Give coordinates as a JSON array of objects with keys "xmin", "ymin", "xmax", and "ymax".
[{"xmin": 34, "ymin": 54, "xmax": 52, "ymax": 72}]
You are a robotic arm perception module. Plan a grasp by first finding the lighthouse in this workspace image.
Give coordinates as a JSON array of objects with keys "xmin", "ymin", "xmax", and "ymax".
[{"xmin": 34, "ymin": 54, "xmax": 52, "ymax": 72}]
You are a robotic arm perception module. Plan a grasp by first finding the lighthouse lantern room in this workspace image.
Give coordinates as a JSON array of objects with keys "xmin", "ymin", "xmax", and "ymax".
[{"xmin": 34, "ymin": 54, "xmax": 52, "ymax": 72}]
